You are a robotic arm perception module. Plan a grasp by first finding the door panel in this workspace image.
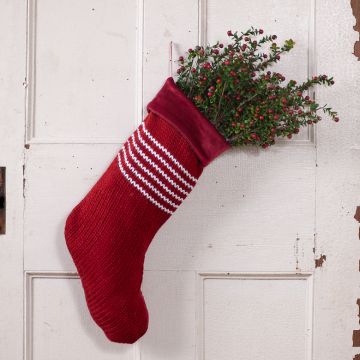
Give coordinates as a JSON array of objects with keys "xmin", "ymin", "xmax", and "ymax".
[
  {"xmin": 200, "ymin": 274, "xmax": 312, "ymax": 360},
  {"xmin": 27, "ymin": 0, "xmax": 137, "ymax": 144}
]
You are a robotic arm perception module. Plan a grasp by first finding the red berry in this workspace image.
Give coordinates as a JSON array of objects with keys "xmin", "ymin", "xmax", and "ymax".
[
  {"xmin": 287, "ymin": 134, "xmax": 292, "ymax": 139},
  {"xmin": 250, "ymin": 133, "xmax": 257, "ymax": 139},
  {"xmin": 259, "ymin": 116, "xmax": 265, "ymax": 121},
  {"xmin": 272, "ymin": 35, "xmax": 277, "ymax": 40},
  {"xmin": 209, "ymin": 86, "xmax": 215, "ymax": 91},
  {"xmin": 191, "ymin": 67, "xmax": 196, "ymax": 73},
  {"xmin": 212, "ymin": 49, "xmax": 219, "ymax": 55},
  {"xmin": 305, "ymin": 95, "xmax": 310, "ymax": 100},
  {"xmin": 274, "ymin": 114, "xmax": 280, "ymax": 121},
  {"xmin": 178, "ymin": 56, "xmax": 184, "ymax": 62},
  {"xmin": 216, "ymin": 78, "xmax": 222, "ymax": 84},
  {"xmin": 240, "ymin": 124, "xmax": 245, "ymax": 129},
  {"xmin": 244, "ymin": 37, "xmax": 250, "ymax": 42},
  {"xmin": 207, "ymin": 92, "xmax": 213, "ymax": 97},
  {"xmin": 334, "ymin": 117, "xmax": 339, "ymax": 122},
  {"xmin": 224, "ymin": 60, "xmax": 231, "ymax": 66},
  {"xmin": 219, "ymin": 43, "xmax": 224, "ymax": 48},
  {"xmin": 227, "ymin": 30, "xmax": 233, "ymax": 36},
  {"xmin": 297, "ymin": 91, "xmax": 302, "ymax": 97},
  {"xmin": 276, "ymin": 55, "xmax": 280, "ymax": 60},
  {"xmin": 259, "ymin": 29, "xmax": 264, "ymax": 34},
  {"xmin": 188, "ymin": 48, "xmax": 193, "ymax": 53},
  {"xmin": 232, "ymin": 122, "xmax": 236, "ymax": 127},
  {"xmin": 263, "ymin": 54, "xmax": 268, "ymax": 59},
  {"xmin": 262, "ymin": 143, "xmax": 269, "ymax": 149}
]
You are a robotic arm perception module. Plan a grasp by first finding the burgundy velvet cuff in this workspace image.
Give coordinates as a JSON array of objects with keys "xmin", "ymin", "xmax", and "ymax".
[{"xmin": 147, "ymin": 77, "xmax": 230, "ymax": 167}]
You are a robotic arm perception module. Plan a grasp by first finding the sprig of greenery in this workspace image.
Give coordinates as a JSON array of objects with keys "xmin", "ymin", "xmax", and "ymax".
[{"xmin": 176, "ymin": 27, "xmax": 339, "ymax": 148}]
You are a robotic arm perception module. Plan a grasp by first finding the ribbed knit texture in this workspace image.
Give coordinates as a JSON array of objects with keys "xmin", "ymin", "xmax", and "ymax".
[{"xmin": 64, "ymin": 112, "xmax": 203, "ymax": 343}]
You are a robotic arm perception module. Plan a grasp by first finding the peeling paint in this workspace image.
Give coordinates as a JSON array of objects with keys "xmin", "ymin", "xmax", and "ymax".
[
  {"xmin": 355, "ymin": 206, "xmax": 360, "ymax": 222},
  {"xmin": 352, "ymin": 0, "xmax": 360, "ymax": 60},
  {"xmin": 355, "ymin": 206, "xmax": 360, "ymax": 240},
  {"xmin": 315, "ymin": 254, "xmax": 326, "ymax": 268},
  {"xmin": 354, "ymin": 330, "xmax": 360, "ymax": 346},
  {"xmin": 355, "ymin": 298, "xmax": 360, "ymax": 349}
]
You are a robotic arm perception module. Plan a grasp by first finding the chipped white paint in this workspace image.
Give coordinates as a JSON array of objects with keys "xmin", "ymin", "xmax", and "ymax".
[
  {"xmin": 1, "ymin": 0, "xmax": 359, "ymax": 359},
  {"xmin": 315, "ymin": 1, "xmax": 360, "ymax": 359}
]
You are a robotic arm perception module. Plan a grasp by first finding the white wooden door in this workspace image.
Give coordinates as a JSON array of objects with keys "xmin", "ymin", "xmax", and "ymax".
[{"xmin": 1, "ymin": 0, "xmax": 359, "ymax": 359}]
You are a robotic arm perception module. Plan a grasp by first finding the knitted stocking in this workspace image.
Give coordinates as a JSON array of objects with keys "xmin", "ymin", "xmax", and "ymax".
[{"xmin": 64, "ymin": 78, "xmax": 229, "ymax": 344}]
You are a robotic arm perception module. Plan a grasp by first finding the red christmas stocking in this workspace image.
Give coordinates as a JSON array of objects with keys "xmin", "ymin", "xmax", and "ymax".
[{"xmin": 64, "ymin": 78, "xmax": 229, "ymax": 343}]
